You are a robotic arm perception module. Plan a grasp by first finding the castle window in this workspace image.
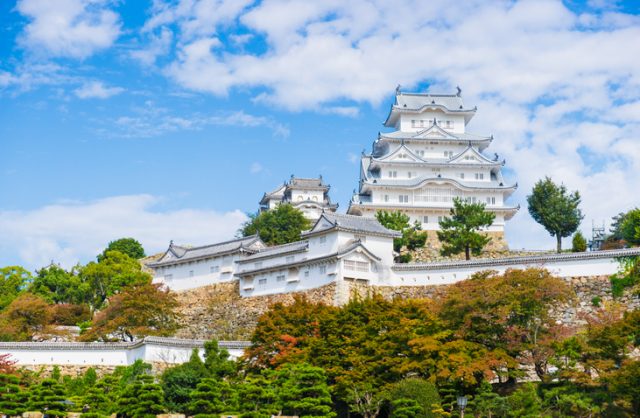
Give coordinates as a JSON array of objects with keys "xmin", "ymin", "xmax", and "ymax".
[
  {"xmin": 276, "ymin": 275, "xmax": 285, "ymax": 282},
  {"xmin": 399, "ymin": 195, "xmax": 409, "ymax": 203},
  {"xmin": 419, "ymin": 120, "xmax": 425, "ymax": 127},
  {"xmin": 164, "ymin": 274, "xmax": 173, "ymax": 281},
  {"xmin": 344, "ymin": 260, "xmax": 370, "ymax": 272},
  {"xmin": 459, "ymin": 173, "xmax": 464, "ymax": 179},
  {"xmin": 388, "ymin": 171, "xmax": 397, "ymax": 178},
  {"xmin": 411, "ymin": 120, "xmax": 416, "ymax": 127},
  {"xmin": 407, "ymin": 171, "xmax": 412, "ymax": 178},
  {"xmin": 210, "ymin": 265, "xmax": 219, "ymax": 273},
  {"xmin": 423, "ymin": 216, "xmax": 429, "ymax": 223},
  {"xmin": 189, "ymin": 270, "xmax": 194, "ymax": 277},
  {"xmin": 258, "ymin": 278, "xmax": 267, "ymax": 286},
  {"xmin": 384, "ymin": 194, "xmax": 389, "ymax": 202},
  {"xmin": 475, "ymin": 173, "xmax": 484, "ymax": 180},
  {"xmin": 319, "ymin": 236, "xmax": 327, "ymax": 244},
  {"xmin": 319, "ymin": 265, "xmax": 327, "ymax": 274},
  {"xmin": 304, "ymin": 270, "xmax": 310, "ymax": 277}
]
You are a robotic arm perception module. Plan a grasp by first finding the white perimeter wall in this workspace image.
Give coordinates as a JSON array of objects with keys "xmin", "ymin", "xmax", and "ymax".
[{"xmin": 0, "ymin": 338, "xmax": 248, "ymax": 367}]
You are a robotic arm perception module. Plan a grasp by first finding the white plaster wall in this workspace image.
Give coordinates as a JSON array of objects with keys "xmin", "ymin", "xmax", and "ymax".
[
  {"xmin": 398, "ymin": 112, "xmax": 465, "ymax": 134},
  {"xmin": 153, "ymin": 254, "xmax": 239, "ymax": 291},
  {"xmin": 239, "ymin": 261, "xmax": 338, "ymax": 297},
  {"xmin": 390, "ymin": 256, "xmax": 624, "ymax": 287},
  {"xmin": 0, "ymin": 341, "xmax": 246, "ymax": 367}
]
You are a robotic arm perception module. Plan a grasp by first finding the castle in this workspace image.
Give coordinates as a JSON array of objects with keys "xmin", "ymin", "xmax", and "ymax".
[{"xmin": 147, "ymin": 88, "xmax": 633, "ymax": 298}]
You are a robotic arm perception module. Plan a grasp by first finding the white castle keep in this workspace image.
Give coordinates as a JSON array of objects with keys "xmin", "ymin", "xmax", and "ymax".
[
  {"xmin": 259, "ymin": 175, "xmax": 338, "ymax": 220},
  {"xmin": 347, "ymin": 87, "xmax": 518, "ymax": 234}
]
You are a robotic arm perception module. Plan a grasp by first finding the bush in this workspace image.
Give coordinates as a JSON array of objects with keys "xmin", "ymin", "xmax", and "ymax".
[
  {"xmin": 572, "ymin": 231, "xmax": 587, "ymax": 252},
  {"xmin": 50, "ymin": 304, "xmax": 91, "ymax": 325},
  {"xmin": 591, "ymin": 296, "xmax": 601, "ymax": 307},
  {"xmin": 396, "ymin": 253, "xmax": 412, "ymax": 263}
]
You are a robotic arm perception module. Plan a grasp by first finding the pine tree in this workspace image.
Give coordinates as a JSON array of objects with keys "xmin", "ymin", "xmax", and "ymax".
[
  {"xmin": 27, "ymin": 378, "xmax": 69, "ymax": 417},
  {"xmin": 437, "ymin": 197, "xmax": 496, "ymax": 260},
  {"xmin": 0, "ymin": 373, "xmax": 27, "ymax": 416},
  {"xmin": 390, "ymin": 398, "xmax": 422, "ymax": 418},
  {"xmin": 115, "ymin": 374, "xmax": 165, "ymax": 418},
  {"xmin": 237, "ymin": 374, "xmax": 278, "ymax": 418},
  {"xmin": 188, "ymin": 377, "xmax": 237, "ymax": 416},
  {"xmin": 275, "ymin": 363, "xmax": 335, "ymax": 418}
]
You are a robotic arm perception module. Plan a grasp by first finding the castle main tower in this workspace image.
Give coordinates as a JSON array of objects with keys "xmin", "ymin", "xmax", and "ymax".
[{"xmin": 347, "ymin": 87, "xmax": 518, "ymax": 242}]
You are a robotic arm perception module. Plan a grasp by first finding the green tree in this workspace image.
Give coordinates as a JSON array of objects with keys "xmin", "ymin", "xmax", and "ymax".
[
  {"xmin": 237, "ymin": 374, "xmax": 278, "ymax": 418},
  {"xmin": 80, "ymin": 282, "xmax": 179, "ymax": 342},
  {"xmin": 240, "ymin": 204, "xmax": 311, "ymax": 245},
  {"xmin": 162, "ymin": 349, "xmax": 208, "ymax": 412},
  {"xmin": 203, "ymin": 339, "xmax": 237, "ymax": 378},
  {"xmin": 27, "ymin": 378, "xmax": 69, "ymax": 417},
  {"xmin": 619, "ymin": 208, "xmax": 640, "ymax": 246},
  {"xmin": 390, "ymin": 398, "xmax": 422, "ymax": 418},
  {"xmin": 375, "ymin": 211, "xmax": 427, "ymax": 256},
  {"xmin": 527, "ymin": 177, "xmax": 583, "ymax": 253},
  {"xmin": 98, "ymin": 238, "xmax": 146, "ymax": 261},
  {"xmin": 0, "ymin": 373, "xmax": 27, "ymax": 416},
  {"xmin": 571, "ymin": 231, "xmax": 587, "ymax": 252},
  {"xmin": 507, "ymin": 383, "xmax": 542, "ymax": 418},
  {"xmin": 188, "ymin": 377, "xmax": 237, "ymax": 416},
  {"xmin": 78, "ymin": 250, "xmax": 151, "ymax": 310},
  {"xmin": 608, "ymin": 360, "xmax": 640, "ymax": 413},
  {"xmin": 437, "ymin": 197, "xmax": 496, "ymax": 260},
  {"xmin": 275, "ymin": 363, "xmax": 335, "ymax": 418},
  {"xmin": 116, "ymin": 374, "xmax": 166, "ymax": 418},
  {"xmin": 387, "ymin": 378, "xmax": 442, "ymax": 418},
  {"xmin": 0, "ymin": 266, "xmax": 31, "ymax": 310},
  {"xmin": 30, "ymin": 264, "xmax": 88, "ymax": 305},
  {"xmin": 474, "ymin": 381, "xmax": 508, "ymax": 418}
]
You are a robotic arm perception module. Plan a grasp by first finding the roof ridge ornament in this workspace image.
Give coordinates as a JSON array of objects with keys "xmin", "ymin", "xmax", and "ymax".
[
  {"xmin": 395, "ymin": 84, "xmax": 401, "ymax": 94},
  {"xmin": 456, "ymin": 86, "xmax": 462, "ymax": 97}
]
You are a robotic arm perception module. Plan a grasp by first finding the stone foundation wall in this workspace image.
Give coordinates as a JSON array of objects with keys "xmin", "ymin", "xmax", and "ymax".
[
  {"xmin": 403, "ymin": 230, "xmax": 540, "ymax": 263},
  {"xmin": 174, "ymin": 274, "xmax": 639, "ymax": 342}
]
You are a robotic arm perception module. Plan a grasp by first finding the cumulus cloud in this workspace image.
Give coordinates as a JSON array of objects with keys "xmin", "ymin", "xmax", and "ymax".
[
  {"xmin": 16, "ymin": 0, "xmax": 121, "ymax": 58},
  {"xmin": 0, "ymin": 195, "xmax": 248, "ymax": 270},
  {"xmin": 74, "ymin": 80, "xmax": 124, "ymax": 99}
]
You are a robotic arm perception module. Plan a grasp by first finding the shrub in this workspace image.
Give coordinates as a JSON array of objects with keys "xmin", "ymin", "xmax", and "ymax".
[
  {"xmin": 572, "ymin": 231, "xmax": 587, "ymax": 252},
  {"xmin": 591, "ymin": 296, "xmax": 601, "ymax": 307}
]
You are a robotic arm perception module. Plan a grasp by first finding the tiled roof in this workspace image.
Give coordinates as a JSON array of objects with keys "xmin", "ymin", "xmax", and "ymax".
[
  {"xmin": 362, "ymin": 177, "xmax": 517, "ymax": 191},
  {"xmin": 289, "ymin": 176, "xmax": 329, "ymax": 189},
  {"xmin": 148, "ymin": 236, "xmax": 263, "ymax": 267},
  {"xmin": 380, "ymin": 129, "xmax": 491, "ymax": 141},
  {"xmin": 395, "ymin": 93, "xmax": 468, "ymax": 111},
  {"xmin": 303, "ymin": 212, "xmax": 401, "ymax": 238},
  {"xmin": 238, "ymin": 240, "xmax": 310, "ymax": 263},
  {"xmin": 0, "ymin": 336, "xmax": 251, "ymax": 351}
]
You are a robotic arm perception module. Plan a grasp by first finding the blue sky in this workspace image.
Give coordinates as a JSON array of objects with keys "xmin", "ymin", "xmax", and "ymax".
[{"xmin": 1, "ymin": 0, "xmax": 640, "ymax": 270}]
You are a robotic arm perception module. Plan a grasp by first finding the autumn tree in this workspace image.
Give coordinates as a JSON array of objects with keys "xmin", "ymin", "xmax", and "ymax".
[
  {"xmin": 437, "ymin": 197, "xmax": 495, "ymax": 260},
  {"xmin": 527, "ymin": 177, "xmax": 583, "ymax": 253},
  {"xmin": 0, "ymin": 265, "xmax": 31, "ymax": 310},
  {"xmin": 240, "ymin": 204, "xmax": 311, "ymax": 245},
  {"xmin": 80, "ymin": 283, "xmax": 179, "ymax": 342},
  {"xmin": 436, "ymin": 268, "xmax": 574, "ymax": 380},
  {"xmin": 99, "ymin": 237, "xmax": 146, "ymax": 261},
  {"xmin": 0, "ymin": 293, "xmax": 53, "ymax": 341}
]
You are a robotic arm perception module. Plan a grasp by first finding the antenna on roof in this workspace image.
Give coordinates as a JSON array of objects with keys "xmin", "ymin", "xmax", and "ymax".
[{"xmin": 456, "ymin": 86, "xmax": 462, "ymax": 96}]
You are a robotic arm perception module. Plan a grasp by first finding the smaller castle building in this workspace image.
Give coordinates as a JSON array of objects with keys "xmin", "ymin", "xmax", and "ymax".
[{"xmin": 260, "ymin": 175, "xmax": 338, "ymax": 220}]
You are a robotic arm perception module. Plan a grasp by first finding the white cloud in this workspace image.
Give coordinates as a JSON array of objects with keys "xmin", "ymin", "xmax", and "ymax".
[
  {"xmin": 0, "ymin": 195, "xmax": 248, "ymax": 270},
  {"xmin": 130, "ymin": 28, "xmax": 173, "ymax": 66},
  {"xmin": 250, "ymin": 162, "xmax": 263, "ymax": 173},
  {"xmin": 74, "ymin": 80, "xmax": 124, "ymax": 99},
  {"xmin": 105, "ymin": 101, "xmax": 289, "ymax": 138},
  {"xmin": 16, "ymin": 0, "xmax": 121, "ymax": 58}
]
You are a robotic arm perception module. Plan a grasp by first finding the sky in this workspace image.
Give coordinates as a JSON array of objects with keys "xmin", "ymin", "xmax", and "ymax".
[{"xmin": 1, "ymin": 0, "xmax": 640, "ymax": 271}]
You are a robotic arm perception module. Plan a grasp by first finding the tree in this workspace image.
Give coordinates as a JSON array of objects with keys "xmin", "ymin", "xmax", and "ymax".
[
  {"xmin": 387, "ymin": 378, "xmax": 442, "ymax": 418},
  {"xmin": 98, "ymin": 238, "xmax": 146, "ymax": 261},
  {"xmin": 203, "ymin": 339, "xmax": 236, "ymax": 378},
  {"xmin": 507, "ymin": 383, "xmax": 543, "ymax": 418},
  {"xmin": 0, "ymin": 373, "xmax": 27, "ymax": 416},
  {"xmin": 474, "ymin": 381, "xmax": 508, "ymax": 418},
  {"xmin": 275, "ymin": 362, "xmax": 335, "ymax": 418},
  {"xmin": 527, "ymin": 177, "xmax": 583, "ymax": 253},
  {"xmin": 619, "ymin": 208, "xmax": 640, "ymax": 246},
  {"xmin": 188, "ymin": 377, "xmax": 237, "ymax": 416},
  {"xmin": 375, "ymin": 211, "xmax": 427, "ymax": 256},
  {"xmin": 0, "ymin": 293, "xmax": 53, "ymax": 341},
  {"xmin": 0, "ymin": 353, "xmax": 16, "ymax": 374},
  {"xmin": 78, "ymin": 250, "xmax": 152, "ymax": 310},
  {"xmin": 27, "ymin": 378, "xmax": 69, "ymax": 417},
  {"xmin": 0, "ymin": 266, "xmax": 31, "ymax": 310},
  {"xmin": 116, "ymin": 374, "xmax": 166, "ymax": 417},
  {"xmin": 390, "ymin": 398, "xmax": 422, "ymax": 418},
  {"xmin": 437, "ymin": 197, "xmax": 496, "ymax": 260},
  {"xmin": 80, "ymin": 282, "xmax": 179, "ymax": 342},
  {"xmin": 240, "ymin": 204, "xmax": 311, "ymax": 246},
  {"xmin": 30, "ymin": 264, "xmax": 89, "ymax": 305},
  {"xmin": 572, "ymin": 231, "xmax": 587, "ymax": 252},
  {"xmin": 237, "ymin": 374, "xmax": 278, "ymax": 418},
  {"xmin": 608, "ymin": 360, "xmax": 640, "ymax": 413},
  {"xmin": 162, "ymin": 349, "xmax": 208, "ymax": 412}
]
